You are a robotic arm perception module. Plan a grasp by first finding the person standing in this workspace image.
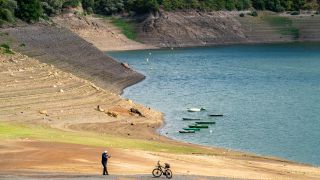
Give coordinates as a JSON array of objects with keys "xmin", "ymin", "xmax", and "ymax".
[{"xmin": 101, "ymin": 150, "xmax": 111, "ymax": 175}]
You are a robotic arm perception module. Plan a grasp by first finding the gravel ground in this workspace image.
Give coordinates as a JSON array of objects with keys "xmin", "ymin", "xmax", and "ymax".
[{"xmin": 0, "ymin": 174, "xmax": 246, "ymax": 180}]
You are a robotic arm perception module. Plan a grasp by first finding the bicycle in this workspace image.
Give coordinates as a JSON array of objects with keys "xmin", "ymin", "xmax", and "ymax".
[{"xmin": 152, "ymin": 161, "xmax": 173, "ymax": 179}]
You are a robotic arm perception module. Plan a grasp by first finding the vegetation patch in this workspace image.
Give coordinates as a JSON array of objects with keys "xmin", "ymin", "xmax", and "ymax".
[
  {"xmin": 0, "ymin": 122, "xmax": 215, "ymax": 155},
  {"xmin": 263, "ymin": 16, "xmax": 299, "ymax": 39},
  {"xmin": 0, "ymin": 32, "xmax": 9, "ymax": 36},
  {"xmin": 109, "ymin": 17, "xmax": 137, "ymax": 41},
  {"xmin": 0, "ymin": 43, "xmax": 14, "ymax": 54}
]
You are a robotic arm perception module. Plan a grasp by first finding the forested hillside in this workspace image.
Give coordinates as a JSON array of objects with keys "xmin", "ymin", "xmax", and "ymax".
[{"xmin": 0, "ymin": 0, "xmax": 319, "ymax": 25}]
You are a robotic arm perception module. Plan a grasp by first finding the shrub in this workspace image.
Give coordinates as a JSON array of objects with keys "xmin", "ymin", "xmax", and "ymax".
[
  {"xmin": 0, "ymin": 43, "xmax": 14, "ymax": 54},
  {"xmin": 252, "ymin": 0, "xmax": 265, "ymax": 10},
  {"xmin": 239, "ymin": 13, "xmax": 245, "ymax": 17},
  {"xmin": 0, "ymin": 8, "xmax": 15, "ymax": 22},
  {"xmin": 16, "ymin": 0, "xmax": 43, "ymax": 23},
  {"xmin": 62, "ymin": 0, "xmax": 80, "ymax": 8},
  {"xmin": 0, "ymin": 0, "xmax": 17, "ymax": 23},
  {"xmin": 0, "ymin": 43, "xmax": 10, "ymax": 49},
  {"xmin": 125, "ymin": 0, "xmax": 159, "ymax": 14},
  {"xmin": 0, "ymin": 19, "xmax": 5, "ymax": 26},
  {"xmin": 86, "ymin": 7, "xmax": 93, "ymax": 14},
  {"xmin": 225, "ymin": 0, "xmax": 236, "ymax": 10},
  {"xmin": 41, "ymin": 0, "xmax": 64, "ymax": 16},
  {"xmin": 94, "ymin": 0, "xmax": 125, "ymax": 15},
  {"xmin": 82, "ymin": 0, "xmax": 94, "ymax": 10},
  {"xmin": 0, "ymin": 32, "xmax": 9, "ymax": 36},
  {"xmin": 250, "ymin": 11, "xmax": 258, "ymax": 16},
  {"xmin": 5, "ymin": 0, "xmax": 18, "ymax": 13},
  {"xmin": 290, "ymin": 11, "xmax": 300, "ymax": 15}
]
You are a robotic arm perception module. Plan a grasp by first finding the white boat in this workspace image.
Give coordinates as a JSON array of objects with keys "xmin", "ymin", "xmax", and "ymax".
[{"xmin": 187, "ymin": 108, "xmax": 206, "ymax": 112}]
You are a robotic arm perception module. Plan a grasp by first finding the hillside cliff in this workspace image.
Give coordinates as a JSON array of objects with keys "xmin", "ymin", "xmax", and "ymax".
[{"xmin": 136, "ymin": 11, "xmax": 320, "ymax": 47}]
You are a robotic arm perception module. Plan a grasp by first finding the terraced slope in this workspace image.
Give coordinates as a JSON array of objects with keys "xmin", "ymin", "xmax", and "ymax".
[
  {"xmin": 236, "ymin": 15, "xmax": 295, "ymax": 43},
  {"xmin": 0, "ymin": 51, "xmax": 161, "ymax": 137},
  {"xmin": 0, "ymin": 25, "xmax": 144, "ymax": 94},
  {"xmin": 136, "ymin": 11, "xmax": 320, "ymax": 47},
  {"xmin": 292, "ymin": 16, "xmax": 320, "ymax": 41}
]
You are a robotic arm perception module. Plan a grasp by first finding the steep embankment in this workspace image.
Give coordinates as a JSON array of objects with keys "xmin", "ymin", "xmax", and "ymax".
[
  {"xmin": 53, "ymin": 14, "xmax": 155, "ymax": 51},
  {"xmin": 293, "ymin": 16, "xmax": 320, "ymax": 41},
  {"xmin": 0, "ymin": 24, "xmax": 144, "ymax": 94},
  {"xmin": 136, "ymin": 11, "xmax": 320, "ymax": 47}
]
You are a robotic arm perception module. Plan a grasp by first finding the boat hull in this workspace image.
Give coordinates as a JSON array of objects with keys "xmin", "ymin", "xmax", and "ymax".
[
  {"xmin": 182, "ymin": 118, "xmax": 201, "ymax": 121},
  {"xmin": 183, "ymin": 128, "xmax": 201, "ymax": 131},
  {"xmin": 179, "ymin": 130, "xmax": 195, "ymax": 133},
  {"xmin": 188, "ymin": 125, "xmax": 209, "ymax": 128},
  {"xmin": 195, "ymin": 122, "xmax": 216, "ymax": 124}
]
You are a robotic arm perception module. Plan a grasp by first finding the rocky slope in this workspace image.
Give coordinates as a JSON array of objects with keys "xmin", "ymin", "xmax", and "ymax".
[
  {"xmin": 0, "ymin": 50, "xmax": 162, "ymax": 137},
  {"xmin": 0, "ymin": 24, "xmax": 144, "ymax": 94},
  {"xmin": 136, "ymin": 11, "xmax": 320, "ymax": 47},
  {"xmin": 52, "ymin": 14, "xmax": 155, "ymax": 51}
]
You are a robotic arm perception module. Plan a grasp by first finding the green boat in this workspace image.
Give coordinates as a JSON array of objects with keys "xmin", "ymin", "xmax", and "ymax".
[
  {"xmin": 195, "ymin": 121, "xmax": 216, "ymax": 124},
  {"xmin": 182, "ymin": 118, "xmax": 201, "ymax": 121},
  {"xmin": 209, "ymin": 114, "xmax": 223, "ymax": 117},
  {"xmin": 188, "ymin": 125, "xmax": 209, "ymax": 128},
  {"xmin": 183, "ymin": 128, "xmax": 201, "ymax": 131},
  {"xmin": 179, "ymin": 130, "xmax": 195, "ymax": 133}
]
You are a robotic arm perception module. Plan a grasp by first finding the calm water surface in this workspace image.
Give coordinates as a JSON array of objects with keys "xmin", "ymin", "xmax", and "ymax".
[{"xmin": 108, "ymin": 43, "xmax": 320, "ymax": 166}]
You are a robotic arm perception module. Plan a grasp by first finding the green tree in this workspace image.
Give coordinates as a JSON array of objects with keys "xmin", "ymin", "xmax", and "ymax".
[
  {"xmin": 62, "ymin": 0, "xmax": 80, "ymax": 8},
  {"xmin": 265, "ymin": 0, "xmax": 284, "ymax": 12},
  {"xmin": 252, "ymin": 0, "xmax": 265, "ymax": 9},
  {"xmin": 292, "ymin": 0, "xmax": 306, "ymax": 10},
  {"xmin": 82, "ymin": 0, "xmax": 94, "ymax": 10},
  {"xmin": 0, "ymin": 0, "xmax": 17, "ymax": 23},
  {"xmin": 41, "ymin": 0, "xmax": 64, "ymax": 16},
  {"xmin": 213, "ymin": 0, "xmax": 225, "ymax": 10},
  {"xmin": 225, "ymin": 0, "xmax": 236, "ymax": 10},
  {"xmin": 125, "ymin": 0, "xmax": 159, "ymax": 14},
  {"xmin": 16, "ymin": 0, "xmax": 43, "ymax": 22},
  {"xmin": 94, "ymin": 0, "xmax": 124, "ymax": 15}
]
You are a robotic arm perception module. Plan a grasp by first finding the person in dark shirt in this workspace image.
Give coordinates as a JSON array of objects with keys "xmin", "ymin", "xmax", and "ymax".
[{"xmin": 101, "ymin": 150, "xmax": 111, "ymax": 175}]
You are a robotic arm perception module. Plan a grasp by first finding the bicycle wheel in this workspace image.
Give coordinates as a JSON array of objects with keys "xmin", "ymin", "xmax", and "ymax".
[
  {"xmin": 165, "ymin": 169, "xmax": 173, "ymax": 179},
  {"xmin": 152, "ymin": 168, "xmax": 162, "ymax": 177}
]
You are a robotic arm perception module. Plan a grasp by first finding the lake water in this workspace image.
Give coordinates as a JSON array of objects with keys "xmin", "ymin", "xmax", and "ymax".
[{"xmin": 108, "ymin": 43, "xmax": 320, "ymax": 166}]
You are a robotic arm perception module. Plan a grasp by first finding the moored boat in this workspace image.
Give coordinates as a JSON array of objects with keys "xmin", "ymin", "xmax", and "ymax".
[
  {"xmin": 187, "ymin": 108, "xmax": 206, "ymax": 112},
  {"xmin": 182, "ymin": 118, "xmax": 201, "ymax": 121},
  {"xmin": 208, "ymin": 114, "xmax": 223, "ymax": 117},
  {"xmin": 195, "ymin": 121, "xmax": 216, "ymax": 124},
  {"xmin": 183, "ymin": 128, "xmax": 201, "ymax": 131},
  {"xmin": 179, "ymin": 130, "xmax": 195, "ymax": 133},
  {"xmin": 188, "ymin": 125, "xmax": 209, "ymax": 128}
]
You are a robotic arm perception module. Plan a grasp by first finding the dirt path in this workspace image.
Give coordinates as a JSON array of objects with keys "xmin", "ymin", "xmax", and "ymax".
[
  {"xmin": 0, "ymin": 174, "xmax": 239, "ymax": 180},
  {"xmin": 1, "ymin": 140, "xmax": 320, "ymax": 180}
]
